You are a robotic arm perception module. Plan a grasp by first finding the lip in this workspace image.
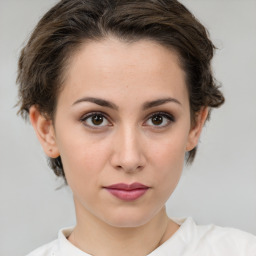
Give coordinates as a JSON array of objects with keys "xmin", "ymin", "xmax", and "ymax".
[{"xmin": 103, "ymin": 183, "xmax": 149, "ymax": 201}]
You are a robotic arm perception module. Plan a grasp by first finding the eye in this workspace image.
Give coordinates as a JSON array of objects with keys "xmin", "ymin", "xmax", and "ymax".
[
  {"xmin": 144, "ymin": 112, "xmax": 175, "ymax": 128},
  {"xmin": 80, "ymin": 112, "xmax": 111, "ymax": 128}
]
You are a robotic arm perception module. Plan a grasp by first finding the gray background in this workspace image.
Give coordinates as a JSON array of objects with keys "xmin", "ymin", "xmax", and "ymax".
[{"xmin": 1, "ymin": 0, "xmax": 256, "ymax": 255}]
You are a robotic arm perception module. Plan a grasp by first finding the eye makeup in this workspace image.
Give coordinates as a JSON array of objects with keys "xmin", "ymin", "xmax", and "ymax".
[{"xmin": 79, "ymin": 109, "xmax": 176, "ymax": 131}]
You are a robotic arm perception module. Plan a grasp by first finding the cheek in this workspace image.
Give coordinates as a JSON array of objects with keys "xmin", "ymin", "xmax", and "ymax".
[
  {"xmin": 149, "ymin": 131, "xmax": 188, "ymax": 190},
  {"xmin": 58, "ymin": 139, "xmax": 111, "ymax": 206},
  {"xmin": 150, "ymin": 130, "xmax": 188, "ymax": 168},
  {"xmin": 55, "ymin": 128, "xmax": 112, "ymax": 185}
]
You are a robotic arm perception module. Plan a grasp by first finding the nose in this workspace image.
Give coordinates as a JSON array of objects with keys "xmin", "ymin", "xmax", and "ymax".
[{"xmin": 110, "ymin": 125, "xmax": 146, "ymax": 173}]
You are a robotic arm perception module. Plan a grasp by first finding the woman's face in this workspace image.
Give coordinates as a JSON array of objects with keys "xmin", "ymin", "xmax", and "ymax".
[{"xmin": 33, "ymin": 38, "xmax": 206, "ymax": 227}]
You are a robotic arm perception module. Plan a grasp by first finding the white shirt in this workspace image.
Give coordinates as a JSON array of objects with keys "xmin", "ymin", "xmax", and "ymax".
[{"xmin": 26, "ymin": 217, "xmax": 256, "ymax": 256}]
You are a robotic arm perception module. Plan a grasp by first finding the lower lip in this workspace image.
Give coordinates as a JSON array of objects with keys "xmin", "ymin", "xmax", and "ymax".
[{"xmin": 105, "ymin": 188, "xmax": 148, "ymax": 201}]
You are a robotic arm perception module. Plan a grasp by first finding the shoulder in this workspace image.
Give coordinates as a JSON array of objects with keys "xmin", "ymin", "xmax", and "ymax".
[
  {"xmin": 25, "ymin": 227, "xmax": 74, "ymax": 256},
  {"xmin": 178, "ymin": 217, "xmax": 256, "ymax": 255},
  {"xmin": 26, "ymin": 239, "xmax": 58, "ymax": 256},
  {"xmin": 148, "ymin": 218, "xmax": 256, "ymax": 255}
]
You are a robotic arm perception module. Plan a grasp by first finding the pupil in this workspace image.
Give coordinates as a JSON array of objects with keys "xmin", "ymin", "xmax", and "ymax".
[
  {"xmin": 92, "ymin": 115, "xmax": 103, "ymax": 125},
  {"xmin": 152, "ymin": 115, "xmax": 163, "ymax": 125}
]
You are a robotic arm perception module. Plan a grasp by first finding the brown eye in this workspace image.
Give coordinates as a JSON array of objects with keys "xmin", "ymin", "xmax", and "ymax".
[
  {"xmin": 145, "ymin": 112, "xmax": 175, "ymax": 128},
  {"xmin": 152, "ymin": 115, "xmax": 163, "ymax": 125},
  {"xmin": 91, "ymin": 115, "xmax": 104, "ymax": 125},
  {"xmin": 81, "ymin": 113, "xmax": 110, "ymax": 128}
]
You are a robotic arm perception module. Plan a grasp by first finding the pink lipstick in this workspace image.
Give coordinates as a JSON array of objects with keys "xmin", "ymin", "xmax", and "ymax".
[{"xmin": 104, "ymin": 183, "xmax": 149, "ymax": 201}]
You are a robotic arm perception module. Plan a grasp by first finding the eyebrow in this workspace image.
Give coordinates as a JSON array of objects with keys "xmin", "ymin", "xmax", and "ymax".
[
  {"xmin": 72, "ymin": 97, "xmax": 181, "ymax": 110},
  {"xmin": 142, "ymin": 97, "xmax": 181, "ymax": 110},
  {"xmin": 72, "ymin": 97, "xmax": 119, "ymax": 110}
]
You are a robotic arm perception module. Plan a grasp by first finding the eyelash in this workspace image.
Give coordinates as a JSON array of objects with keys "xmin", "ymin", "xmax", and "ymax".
[
  {"xmin": 145, "ymin": 111, "xmax": 175, "ymax": 128},
  {"xmin": 80, "ymin": 112, "xmax": 112, "ymax": 129},
  {"xmin": 80, "ymin": 111, "xmax": 175, "ymax": 129}
]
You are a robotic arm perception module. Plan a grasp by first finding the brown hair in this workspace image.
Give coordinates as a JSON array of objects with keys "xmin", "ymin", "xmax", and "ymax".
[{"xmin": 17, "ymin": 0, "xmax": 225, "ymax": 179}]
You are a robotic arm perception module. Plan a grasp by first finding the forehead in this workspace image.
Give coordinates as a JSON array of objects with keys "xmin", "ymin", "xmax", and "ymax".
[
  {"xmin": 68, "ymin": 37, "xmax": 183, "ymax": 78},
  {"xmin": 60, "ymin": 37, "xmax": 188, "ymax": 107}
]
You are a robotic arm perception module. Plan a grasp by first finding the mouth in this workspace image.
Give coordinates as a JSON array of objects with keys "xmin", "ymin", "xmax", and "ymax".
[{"xmin": 103, "ymin": 182, "xmax": 150, "ymax": 201}]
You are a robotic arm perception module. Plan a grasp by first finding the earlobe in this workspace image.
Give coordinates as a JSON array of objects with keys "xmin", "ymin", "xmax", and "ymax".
[
  {"xmin": 29, "ymin": 106, "xmax": 60, "ymax": 158},
  {"xmin": 186, "ymin": 107, "xmax": 209, "ymax": 151}
]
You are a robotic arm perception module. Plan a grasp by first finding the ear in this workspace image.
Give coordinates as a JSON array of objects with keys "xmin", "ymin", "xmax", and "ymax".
[
  {"xmin": 186, "ymin": 107, "xmax": 209, "ymax": 151},
  {"xmin": 29, "ymin": 105, "xmax": 60, "ymax": 158}
]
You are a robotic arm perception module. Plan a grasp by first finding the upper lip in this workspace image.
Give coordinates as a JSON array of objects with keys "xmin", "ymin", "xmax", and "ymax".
[{"xmin": 104, "ymin": 182, "xmax": 149, "ymax": 191}]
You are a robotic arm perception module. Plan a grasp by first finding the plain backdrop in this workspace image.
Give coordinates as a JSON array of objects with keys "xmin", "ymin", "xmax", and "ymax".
[{"xmin": 1, "ymin": 0, "xmax": 256, "ymax": 255}]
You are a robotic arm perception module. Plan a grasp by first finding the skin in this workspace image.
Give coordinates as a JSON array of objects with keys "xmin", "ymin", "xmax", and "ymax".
[{"xmin": 30, "ymin": 37, "xmax": 208, "ymax": 256}]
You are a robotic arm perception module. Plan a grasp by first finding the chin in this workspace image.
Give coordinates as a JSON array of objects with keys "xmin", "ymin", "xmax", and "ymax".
[
  {"xmin": 105, "ymin": 217, "xmax": 152, "ymax": 228},
  {"xmin": 101, "ymin": 207, "xmax": 162, "ymax": 228}
]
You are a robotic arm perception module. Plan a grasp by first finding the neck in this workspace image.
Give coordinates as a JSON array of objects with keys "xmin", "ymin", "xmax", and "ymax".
[{"xmin": 68, "ymin": 202, "xmax": 179, "ymax": 256}]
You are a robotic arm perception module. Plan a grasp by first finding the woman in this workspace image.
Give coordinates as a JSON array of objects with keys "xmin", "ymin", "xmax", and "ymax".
[{"xmin": 17, "ymin": 0, "xmax": 256, "ymax": 255}]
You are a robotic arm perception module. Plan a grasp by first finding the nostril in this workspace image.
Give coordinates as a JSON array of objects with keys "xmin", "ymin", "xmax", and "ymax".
[
  {"xmin": 115, "ymin": 164, "xmax": 144, "ymax": 172},
  {"xmin": 116, "ymin": 165, "xmax": 123, "ymax": 170}
]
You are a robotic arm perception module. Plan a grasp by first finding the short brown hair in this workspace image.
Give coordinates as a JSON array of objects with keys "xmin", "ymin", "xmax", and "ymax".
[{"xmin": 17, "ymin": 0, "xmax": 225, "ymax": 179}]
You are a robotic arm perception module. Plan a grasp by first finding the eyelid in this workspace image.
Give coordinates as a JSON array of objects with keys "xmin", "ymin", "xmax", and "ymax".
[
  {"xmin": 143, "ymin": 111, "xmax": 175, "ymax": 127},
  {"xmin": 79, "ymin": 110, "xmax": 175, "ymax": 129},
  {"xmin": 80, "ymin": 111, "xmax": 112, "ymax": 128}
]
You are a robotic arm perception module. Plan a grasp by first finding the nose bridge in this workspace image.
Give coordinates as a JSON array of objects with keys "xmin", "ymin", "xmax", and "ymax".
[{"xmin": 111, "ymin": 123, "xmax": 145, "ymax": 172}]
